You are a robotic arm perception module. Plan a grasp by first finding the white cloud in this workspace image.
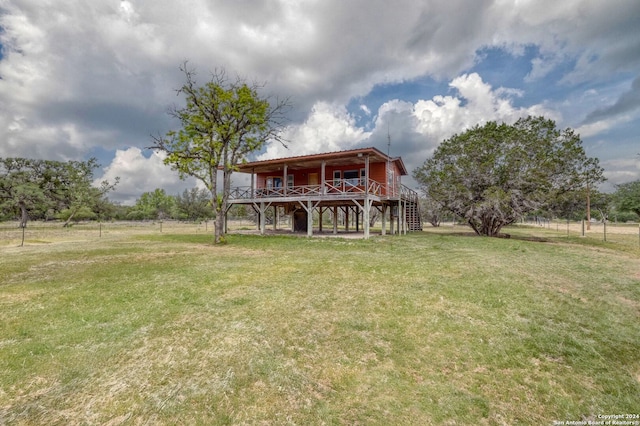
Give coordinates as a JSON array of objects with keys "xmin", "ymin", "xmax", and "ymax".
[
  {"xmin": 600, "ymin": 158, "xmax": 640, "ymax": 189},
  {"xmin": 257, "ymin": 73, "xmax": 555, "ymax": 189},
  {"xmin": 260, "ymin": 102, "xmax": 371, "ymax": 160},
  {"xmin": 98, "ymin": 148, "xmax": 197, "ymax": 205}
]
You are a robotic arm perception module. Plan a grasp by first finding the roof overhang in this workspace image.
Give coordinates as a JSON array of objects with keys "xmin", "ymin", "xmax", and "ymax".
[{"xmin": 235, "ymin": 147, "xmax": 408, "ymax": 175}]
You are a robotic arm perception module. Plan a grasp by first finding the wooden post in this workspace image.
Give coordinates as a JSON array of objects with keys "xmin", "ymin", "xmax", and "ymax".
[
  {"xmin": 381, "ymin": 204, "xmax": 387, "ymax": 236},
  {"xmin": 319, "ymin": 207, "xmax": 323, "ymax": 233},
  {"xmin": 283, "ymin": 164, "xmax": 288, "ymax": 197},
  {"xmin": 333, "ymin": 206, "xmax": 338, "ymax": 234},
  {"xmin": 401, "ymin": 199, "xmax": 407, "ymax": 235},
  {"xmin": 307, "ymin": 200, "xmax": 313, "ymax": 237},
  {"xmin": 273, "ymin": 205, "xmax": 278, "ymax": 231},
  {"xmin": 259, "ymin": 202, "xmax": 266, "ymax": 234},
  {"xmin": 364, "ymin": 154, "xmax": 369, "ymax": 193},
  {"xmin": 390, "ymin": 205, "xmax": 395, "ymax": 235},
  {"xmin": 251, "ymin": 168, "xmax": 255, "ymax": 197},
  {"xmin": 321, "ymin": 160, "xmax": 326, "ymax": 195},
  {"xmin": 345, "ymin": 206, "xmax": 349, "ymax": 232},
  {"xmin": 363, "ymin": 199, "xmax": 370, "ymax": 239}
]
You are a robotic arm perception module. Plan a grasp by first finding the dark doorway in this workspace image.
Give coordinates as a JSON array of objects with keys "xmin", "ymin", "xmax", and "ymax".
[{"xmin": 293, "ymin": 210, "xmax": 307, "ymax": 232}]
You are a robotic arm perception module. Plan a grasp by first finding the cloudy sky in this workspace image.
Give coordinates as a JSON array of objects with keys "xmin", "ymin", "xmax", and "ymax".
[{"xmin": 1, "ymin": 0, "xmax": 639, "ymax": 204}]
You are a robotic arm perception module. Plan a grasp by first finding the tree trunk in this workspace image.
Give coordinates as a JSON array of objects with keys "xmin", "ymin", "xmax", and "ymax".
[
  {"xmin": 215, "ymin": 167, "xmax": 233, "ymax": 243},
  {"xmin": 63, "ymin": 208, "xmax": 77, "ymax": 227},
  {"xmin": 19, "ymin": 202, "xmax": 28, "ymax": 228},
  {"xmin": 215, "ymin": 206, "xmax": 224, "ymax": 243}
]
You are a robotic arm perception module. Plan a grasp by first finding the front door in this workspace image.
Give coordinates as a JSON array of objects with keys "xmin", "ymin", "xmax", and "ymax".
[{"xmin": 308, "ymin": 173, "xmax": 318, "ymax": 185}]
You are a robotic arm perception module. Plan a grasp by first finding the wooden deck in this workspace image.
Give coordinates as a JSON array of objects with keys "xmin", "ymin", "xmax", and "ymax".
[
  {"xmin": 230, "ymin": 178, "xmax": 410, "ymax": 202},
  {"xmin": 228, "ymin": 178, "xmax": 422, "ymax": 238}
]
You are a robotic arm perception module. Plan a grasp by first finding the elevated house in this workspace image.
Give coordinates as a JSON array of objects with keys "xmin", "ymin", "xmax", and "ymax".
[{"xmin": 228, "ymin": 147, "xmax": 422, "ymax": 238}]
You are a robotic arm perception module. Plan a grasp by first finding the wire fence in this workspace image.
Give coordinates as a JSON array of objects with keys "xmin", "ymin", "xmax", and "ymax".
[
  {"xmin": 2, "ymin": 219, "xmax": 639, "ymax": 250},
  {"xmin": 515, "ymin": 219, "xmax": 640, "ymax": 251},
  {"xmin": 0, "ymin": 221, "xmax": 214, "ymax": 246}
]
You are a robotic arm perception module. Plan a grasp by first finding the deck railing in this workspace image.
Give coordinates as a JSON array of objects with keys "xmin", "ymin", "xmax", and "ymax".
[{"xmin": 229, "ymin": 178, "xmax": 419, "ymax": 201}]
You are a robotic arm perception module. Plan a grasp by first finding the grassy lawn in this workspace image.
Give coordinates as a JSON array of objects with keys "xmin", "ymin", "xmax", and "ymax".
[{"xmin": 1, "ymin": 224, "xmax": 639, "ymax": 425}]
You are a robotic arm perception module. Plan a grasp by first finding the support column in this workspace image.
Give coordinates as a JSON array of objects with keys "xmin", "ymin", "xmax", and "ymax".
[
  {"xmin": 251, "ymin": 168, "xmax": 255, "ymax": 197},
  {"xmin": 363, "ymin": 199, "xmax": 370, "ymax": 239},
  {"xmin": 381, "ymin": 204, "xmax": 387, "ymax": 236},
  {"xmin": 283, "ymin": 164, "xmax": 288, "ymax": 196},
  {"xmin": 307, "ymin": 200, "xmax": 313, "ymax": 237},
  {"xmin": 319, "ymin": 207, "xmax": 323, "ymax": 233},
  {"xmin": 273, "ymin": 205, "xmax": 278, "ymax": 231},
  {"xmin": 260, "ymin": 202, "xmax": 266, "ymax": 235},
  {"xmin": 321, "ymin": 161, "xmax": 326, "ymax": 195},
  {"xmin": 298, "ymin": 200, "xmax": 320, "ymax": 237},
  {"xmin": 402, "ymin": 199, "xmax": 407, "ymax": 235},
  {"xmin": 333, "ymin": 206, "xmax": 338, "ymax": 234},
  {"xmin": 345, "ymin": 207, "xmax": 349, "ymax": 232},
  {"xmin": 390, "ymin": 204, "xmax": 395, "ymax": 235},
  {"xmin": 253, "ymin": 202, "xmax": 272, "ymax": 235},
  {"xmin": 352, "ymin": 199, "xmax": 373, "ymax": 239},
  {"xmin": 364, "ymin": 154, "xmax": 370, "ymax": 191}
]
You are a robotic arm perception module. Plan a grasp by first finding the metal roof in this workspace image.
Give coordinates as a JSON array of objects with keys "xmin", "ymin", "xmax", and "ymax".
[{"xmin": 235, "ymin": 147, "xmax": 408, "ymax": 175}]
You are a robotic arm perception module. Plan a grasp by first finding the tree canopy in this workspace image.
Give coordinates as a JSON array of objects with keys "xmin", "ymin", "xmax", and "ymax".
[
  {"xmin": 614, "ymin": 180, "xmax": 640, "ymax": 218},
  {"xmin": 0, "ymin": 157, "xmax": 117, "ymax": 227},
  {"xmin": 150, "ymin": 63, "xmax": 290, "ymax": 243},
  {"xmin": 413, "ymin": 116, "xmax": 604, "ymax": 237}
]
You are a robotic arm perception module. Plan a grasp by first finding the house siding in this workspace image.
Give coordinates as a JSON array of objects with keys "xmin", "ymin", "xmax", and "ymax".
[{"xmin": 254, "ymin": 162, "xmax": 400, "ymax": 195}]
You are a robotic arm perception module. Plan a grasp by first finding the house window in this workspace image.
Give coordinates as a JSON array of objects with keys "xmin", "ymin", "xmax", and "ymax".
[
  {"xmin": 287, "ymin": 174, "xmax": 294, "ymax": 188},
  {"xmin": 267, "ymin": 177, "xmax": 282, "ymax": 189},
  {"xmin": 344, "ymin": 170, "xmax": 359, "ymax": 186},
  {"xmin": 360, "ymin": 168, "xmax": 366, "ymax": 185},
  {"xmin": 333, "ymin": 170, "xmax": 341, "ymax": 185}
]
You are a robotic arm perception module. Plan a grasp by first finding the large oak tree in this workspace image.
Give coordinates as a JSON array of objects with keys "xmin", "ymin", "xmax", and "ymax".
[
  {"xmin": 413, "ymin": 116, "xmax": 604, "ymax": 237},
  {"xmin": 150, "ymin": 63, "xmax": 290, "ymax": 243}
]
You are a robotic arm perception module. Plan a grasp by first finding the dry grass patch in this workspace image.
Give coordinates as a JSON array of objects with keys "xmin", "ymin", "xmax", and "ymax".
[{"xmin": 1, "ymin": 225, "xmax": 639, "ymax": 424}]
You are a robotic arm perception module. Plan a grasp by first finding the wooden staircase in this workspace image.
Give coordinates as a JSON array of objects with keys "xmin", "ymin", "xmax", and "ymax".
[{"xmin": 400, "ymin": 185, "xmax": 423, "ymax": 231}]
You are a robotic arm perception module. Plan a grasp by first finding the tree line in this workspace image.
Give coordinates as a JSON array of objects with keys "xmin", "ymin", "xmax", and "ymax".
[
  {"xmin": 0, "ymin": 174, "xmax": 225, "ymax": 224},
  {"xmin": 0, "ymin": 157, "xmax": 118, "ymax": 227}
]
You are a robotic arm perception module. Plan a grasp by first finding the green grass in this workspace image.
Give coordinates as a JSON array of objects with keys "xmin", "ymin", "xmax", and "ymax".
[{"xmin": 1, "ymin": 225, "xmax": 639, "ymax": 425}]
